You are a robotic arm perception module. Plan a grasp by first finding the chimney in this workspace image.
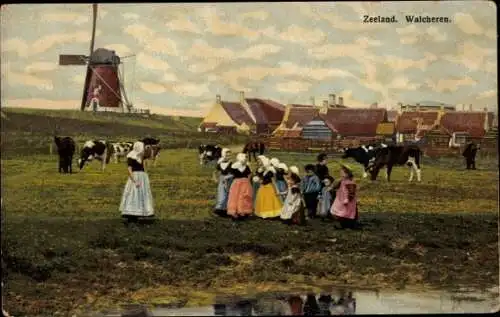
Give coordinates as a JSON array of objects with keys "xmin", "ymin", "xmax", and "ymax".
[
  {"xmin": 338, "ymin": 97, "xmax": 344, "ymax": 107},
  {"xmin": 320, "ymin": 100, "xmax": 328, "ymax": 114},
  {"xmin": 469, "ymin": 104, "xmax": 472, "ymax": 112},
  {"xmin": 329, "ymin": 94, "xmax": 336, "ymax": 107},
  {"xmin": 310, "ymin": 96, "xmax": 315, "ymax": 106},
  {"xmin": 216, "ymin": 94, "xmax": 221, "ymax": 104},
  {"xmin": 239, "ymin": 91, "xmax": 245, "ymax": 104},
  {"xmin": 462, "ymin": 104, "xmax": 465, "ymax": 111}
]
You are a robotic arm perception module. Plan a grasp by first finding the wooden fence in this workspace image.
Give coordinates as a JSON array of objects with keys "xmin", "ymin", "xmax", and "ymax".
[{"xmin": 261, "ymin": 135, "xmax": 498, "ymax": 158}]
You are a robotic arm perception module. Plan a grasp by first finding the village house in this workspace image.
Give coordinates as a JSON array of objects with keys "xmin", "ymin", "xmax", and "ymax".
[{"xmin": 199, "ymin": 93, "xmax": 285, "ymax": 135}]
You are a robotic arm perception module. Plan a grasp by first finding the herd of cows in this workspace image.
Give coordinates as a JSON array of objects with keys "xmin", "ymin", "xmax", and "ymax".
[
  {"xmin": 53, "ymin": 136, "xmax": 161, "ymax": 173},
  {"xmin": 53, "ymin": 136, "xmax": 479, "ymax": 182}
]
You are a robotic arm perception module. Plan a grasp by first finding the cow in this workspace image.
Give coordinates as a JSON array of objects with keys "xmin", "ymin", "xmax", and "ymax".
[
  {"xmin": 78, "ymin": 140, "xmax": 113, "ymax": 171},
  {"xmin": 367, "ymin": 144, "xmax": 422, "ymax": 182},
  {"xmin": 54, "ymin": 136, "xmax": 76, "ymax": 174},
  {"xmin": 243, "ymin": 141, "xmax": 265, "ymax": 162},
  {"xmin": 198, "ymin": 144, "xmax": 222, "ymax": 166},
  {"xmin": 341, "ymin": 143, "xmax": 388, "ymax": 178},
  {"xmin": 462, "ymin": 142, "xmax": 479, "ymax": 170},
  {"xmin": 141, "ymin": 138, "xmax": 161, "ymax": 167},
  {"xmin": 111, "ymin": 142, "xmax": 133, "ymax": 163}
]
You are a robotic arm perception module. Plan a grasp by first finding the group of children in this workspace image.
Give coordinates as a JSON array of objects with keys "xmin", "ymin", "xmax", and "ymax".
[{"xmin": 212, "ymin": 149, "xmax": 359, "ymax": 228}]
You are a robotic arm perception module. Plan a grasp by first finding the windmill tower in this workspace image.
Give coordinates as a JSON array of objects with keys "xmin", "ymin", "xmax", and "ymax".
[{"xmin": 58, "ymin": 4, "xmax": 135, "ymax": 113}]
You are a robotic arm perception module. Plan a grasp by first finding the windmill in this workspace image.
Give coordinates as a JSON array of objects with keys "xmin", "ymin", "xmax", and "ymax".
[{"xmin": 58, "ymin": 4, "xmax": 135, "ymax": 113}]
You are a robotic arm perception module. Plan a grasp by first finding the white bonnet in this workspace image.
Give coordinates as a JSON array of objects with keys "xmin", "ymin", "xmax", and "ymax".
[
  {"xmin": 278, "ymin": 162, "xmax": 288, "ymax": 173},
  {"xmin": 289, "ymin": 165, "xmax": 300, "ymax": 176},
  {"xmin": 270, "ymin": 157, "xmax": 280, "ymax": 167}
]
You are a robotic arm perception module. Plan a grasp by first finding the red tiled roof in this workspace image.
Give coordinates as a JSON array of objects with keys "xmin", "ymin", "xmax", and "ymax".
[
  {"xmin": 440, "ymin": 112, "xmax": 490, "ymax": 138},
  {"xmin": 202, "ymin": 122, "xmax": 217, "ymax": 128},
  {"xmin": 319, "ymin": 108, "xmax": 387, "ymax": 136},
  {"xmin": 396, "ymin": 111, "xmax": 440, "ymax": 133},
  {"xmin": 284, "ymin": 105, "xmax": 319, "ymax": 129},
  {"xmin": 221, "ymin": 101, "xmax": 254, "ymax": 126}
]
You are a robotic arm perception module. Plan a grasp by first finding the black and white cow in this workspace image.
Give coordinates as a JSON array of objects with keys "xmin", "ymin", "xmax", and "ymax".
[
  {"xmin": 462, "ymin": 142, "xmax": 479, "ymax": 170},
  {"xmin": 54, "ymin": 136, "xmax": 76, "ymax": 174},
  {"xmin": 367, "ymin": 144, "xmax": 422, "ymax": 182},
  {"xmin": 341, "ymin": 143, "xmax": 388, "ymax": 178},
  {"xmin": 142, "ymin": 137, "xmax": 161, "ymax": 167},
  {"xmin": 111, "ymin": 142, "xmax": 133, "ymax": 163},
  {"xmin": 198, "ymin": 144, "xmax": 222, "ymax": 166},
  {"xmin": 78, "ymin": 140, "xmax": 113, "ymax": 171}
]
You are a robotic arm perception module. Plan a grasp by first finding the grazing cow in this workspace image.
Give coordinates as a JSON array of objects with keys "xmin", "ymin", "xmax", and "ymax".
[
  {"xmin": 462, "ymin": 142, "xmax": 479, "ymax": 170},
  {"xmin": 367, "ymin": 144, "xmax": 422, "ymax": 182},
  {"xmin": 111, "ymin": 142, "xmax": 133, "ymax": 163},
  {"xmin": 141, "ymin": 138, "xmax": 161, "ymax": 167},
  {"xmin": 54, "ymin": 136, "xmax": 76, "ymax": 173},
  {"xmin": 243, "ymin": 141, "xmax": 265, "ymax": 162},
  {"xmin": 198, "ymin": 144, "xmax": 222, "ymax": 165},
  {"xmin": 78, "ymin": 140, "xmax": 113, "ymax": 171},
  {"xmin": 341, "ymin": 143, "xmax": 388, "ymax": 178}
]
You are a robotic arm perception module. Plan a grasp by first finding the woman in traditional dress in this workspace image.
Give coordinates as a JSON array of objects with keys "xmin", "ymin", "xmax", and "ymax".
[
  {"xmin": 330, "ymin": 165, "xmax": 358, "ymax": 229},
  {"xmin": 280, "ymin": 168, "xmax": 304, "ymax": 225},
  {"xmin": 119, "ymin": 141, "xmax": 154, "ymax": 223},
  {"xmin": 227, "ymin": 153, "xmax": 253, "ymax": 220},
  {"xmin": 254, "ymin": 157, "xmax": 283, "ymax": 219},
  {"xmin": 212, "ymin": 148, "xmax": 233, "ymax": 217},
  {"xmin": 252, "ymin": 155, "xmax": 267, "ymax": 206}
]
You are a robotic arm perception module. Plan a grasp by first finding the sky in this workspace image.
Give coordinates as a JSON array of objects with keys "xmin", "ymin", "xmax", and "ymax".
[{"xmin": 1, "ymin": 1, "xmax": 497, "ymax": 117}]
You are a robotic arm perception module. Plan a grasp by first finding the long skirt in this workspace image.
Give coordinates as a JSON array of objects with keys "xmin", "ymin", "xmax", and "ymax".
[
  {"xmin": 276, "ymin": 179, "xmax": 287, "ymax": 203},
  {"xmin": 227, "ymin": 178, "xmax": 253, "ymax": 217},
  {"xmin": 252, "ymin": 181, "xmax": 260, "ymax": 206},
  {"xmin": 119, "ymin": 171, "xmax": 154, "ymax": 217},
  {"xmin": 215, "ymin": 175, "xmax": 233, "ymax": 212},
  {"xmin": 255, "ymin": 183, "xmax": 283, "ymax": 219}
]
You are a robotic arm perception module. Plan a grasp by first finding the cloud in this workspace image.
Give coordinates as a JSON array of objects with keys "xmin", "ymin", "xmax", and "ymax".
[
  {"xmin": 29, "ymin": 30, "xmax": 102, "ymax": 56},
  {"xmin": 166, "ymin": 16, "xmax": 202, "ymax": 34},
  {"xmin": 162, "ymin": 73, "xmax": 178, "ymax": 82},
  {"xmin": 71, "ymin": 75, "xmax": 85, "ymax": 86},
  {"xmin": 477, "ymin": 89, "xmax": 496, "ymax": 99},
  {"xmin": 238, "ymin": 44, "xmax": 282, "ymax": 60},
  {"xmin": 136, "ymin": 53, "xmax": 170, "ymax": 72},
  {"xmin": 172, "ymin": 82, "xmax": 210, "ymax": 97},
  {"xmin": 122, "ymin": 12, "xmax": 140, "ymax": 20},
  {"xmin": 425, "ymin": 76, "xmax": 477, "ymax": 93},
  {"xmin": 265, "ymin": 25, "xmax": 326, "ymax": 45},
  {"xmin": 1, "ymin": 99, "xmax": 81, "ymax": 110},
  {"xmin": 396, "ymin": 25, "xmax": 447, "ymax": 44},
  {"xmin": 355, "ymin": 37, "xmax": 382, "ymax": 47},
  {"xmin": 186, "ymin": 40, "xmax": 235, "ymax": 60},
  {"xmin": 124, "ymin": 24, "xmax": 178, "ymax": 55},
  {"xmin": 103, "ymin": 44, "xmax": 132, "ymax": 56},
  {"xmin": 188, "ymin": 59, "xmax": 221, "ymax": 74},
  {"xmin": 276, "ymin": 80, "xmax": 312, "ymax": 93},
  {"xmin": 388, "ymin": 76, "xmax": 419, "ymax": 91},
  {"xmin": 2, "ymin": 38, "xmax": 29, "ymax": 57},
  {"xmin": 4, "ymin": 68, "xmax": 54, "ymax": 91},
  {"xmin": 24, "ymin": 62, "xmax": 58, "ymax": 73},
  {"xmin": 485, "ymin": 29, "xmax": 496, "ymax": 40},
  {"xmin": 203, "ymin": 14, "xmax": 262, "ymax": 41},
  {"xmin": 383, "ymin": 52, "xmax": 437, "ymax": 71},
  {"xmin": 40, "ymin": 11, "xmax": 88, "ymax": 25},
  {"xmin": 140, "ymin": 82, "xmax": 167, "ymax": 94},
  {"xmin": 443, "ymin": 41, "xmax": 495, "ymax": 71},
  {"xmin": 454, "ymin": 13, "xmax": 484, "ymax": 35},
  {"xmin": 239, "ymin": 11, "xmax": 270, "ymax": 21}
]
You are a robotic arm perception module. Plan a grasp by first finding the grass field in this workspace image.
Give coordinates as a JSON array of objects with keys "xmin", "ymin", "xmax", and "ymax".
[{"xmin": 1, "ymin": 109, "xmax": 498, "ymax": 316}]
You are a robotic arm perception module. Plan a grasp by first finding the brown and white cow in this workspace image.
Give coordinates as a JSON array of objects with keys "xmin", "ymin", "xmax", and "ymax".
[{"xmin": 367, "ymin": 144, "xmax": 422, "ymax": 182}]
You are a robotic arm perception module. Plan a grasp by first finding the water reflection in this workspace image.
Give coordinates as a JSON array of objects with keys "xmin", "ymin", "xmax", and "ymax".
[{"xmin": 213, "ymin": 292, "xmax": 356, "ymax": 316}]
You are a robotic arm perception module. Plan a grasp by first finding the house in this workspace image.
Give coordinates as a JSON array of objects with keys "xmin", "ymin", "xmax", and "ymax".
[
  {"xmin": 395, "ymin": 110, "xmax": 441, "ymax": 142},
  {"xmin": 387, "ymin": 110, "xmax": 399, "ymax": 122},
  {"xmin": 301, "ymin": 106, "xmax": 388, "ymax": 140},
  {"xmin": 272, "ymin": 104, "xmax": 319, "ymax": 137},
  {"xmin": 199, "ymin": 95, "xmax": 254, "ymax": 134},
  {"xmin": 199, "ymin": 93, "xmax": 286, "ymax": 135},
  {"xmin": 439, "ymin": 109, "xmax": 494, "ymax": 138}
]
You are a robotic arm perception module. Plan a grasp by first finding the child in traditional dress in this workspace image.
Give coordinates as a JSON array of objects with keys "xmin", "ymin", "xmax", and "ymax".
[
  {"xmin": 301, "ymin": 164, "xmax": 322, "ymax": 219},
  {"xmin": 317, "ymin": 175, "xmax": 335, "ymax": 220},
  {"xmin": 280, "ymin": 168, "xmax": 304, "ymax": 225},
  {"xmin": 315, "ymin": 153, "xmax": 330, "ymax": 187},
  {"xmin": 254, "ymin": 157, "xmax": 283, "ymax": 219},
  {"xmin": 119, "ymin": 141, "xmax": 155, "ymax": 223},
  {"xmin": 252, "ymin": 155, "xmax": 267, "ymax": 207},
  {"xmin": 330, "ymin": 165, "xmax": 358, "ymax": 229},
  {"xmin": 212, "ymin": 148, "xmax": 233, "ymax": 217},
  {"xmin": 276, "ymin": 162, "xmax": 289, "ymax": 202},
  {"xmin": 227, "ymin": 153, "xmax": 253, "ymax": 220}
]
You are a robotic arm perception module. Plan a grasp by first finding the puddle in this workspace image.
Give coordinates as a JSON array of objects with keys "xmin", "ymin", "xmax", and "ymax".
[{"xmin": 91, "ymin": 288, "xmax": 499, "ymax": 316}]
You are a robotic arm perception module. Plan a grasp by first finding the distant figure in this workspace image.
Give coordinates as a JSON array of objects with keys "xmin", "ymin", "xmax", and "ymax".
[
  {"xmin": 91, "ymin": 85, "xmax": 102, "ymax": 112},
  {"xmin": 119, "ymin": 141, "xmax": 155, "ymax": 223},
  {"xmin": 315, "ymin": 153, "xmax": 330, "ymax": 186},
  {"xmin": 243, "ymin": 140, "xmax": 265, "ymax": 162},
  {"xmin": 54, "ymin": 136, "xmax": 76, "ymax": 173},
  {"xmin": 462, "ymin": 142, "xmax": 479, "ymax": 170}
]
